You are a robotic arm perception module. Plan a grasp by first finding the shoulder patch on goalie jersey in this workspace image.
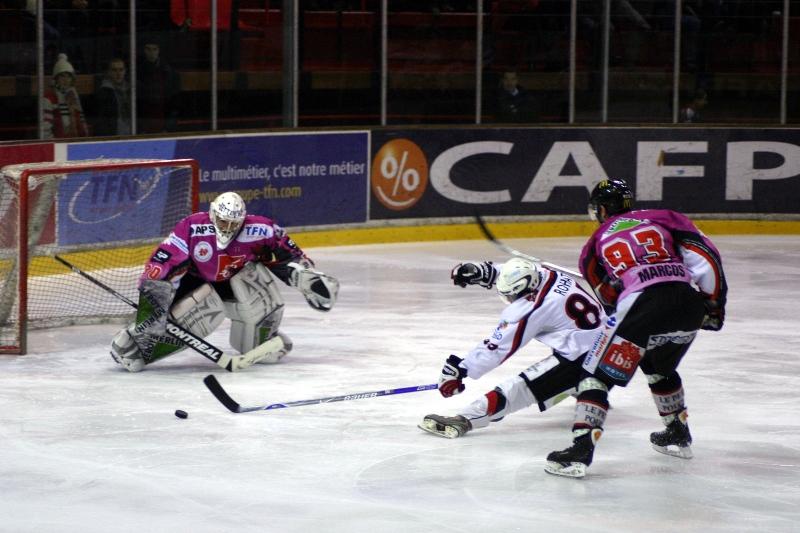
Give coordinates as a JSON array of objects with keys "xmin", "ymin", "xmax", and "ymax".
[
  {"xmin": 165, "ymin": 232, "xmax": 188, "ymax": 254},
  {"xmin": 237, "ymin": 223, "xmax": 274, "ymax": 242},
  {"xmin": 190, "ymin": 223, "xmax": 216, "ymax": 237},
  {"xmin": 153, "ymin": 249, "xmax": 172, "ymax": 264}
]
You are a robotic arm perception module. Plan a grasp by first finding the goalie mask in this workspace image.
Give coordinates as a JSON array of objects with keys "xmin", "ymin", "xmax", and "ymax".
[
  {"xmin": 209, "ymin": 192, "xmax": 246, "ymax": 250},
  {"xmin": 496, "ymin": 258, "xmax": 542, "ymax": 304}
]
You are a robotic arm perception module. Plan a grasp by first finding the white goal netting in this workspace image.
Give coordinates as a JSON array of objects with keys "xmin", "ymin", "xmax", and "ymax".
[{"xmin": 0, "ymin": 158, "xmax": 198, "ymax": 353}]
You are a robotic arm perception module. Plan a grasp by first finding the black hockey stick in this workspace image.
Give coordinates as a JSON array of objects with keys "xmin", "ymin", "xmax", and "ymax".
[
  {"xmin": 53, "ymin": 255, "xmax": 278, "ymax": 372},
  {"xmin": 474, "ymin": 214, "xmax": 585, "ymax": 280},
  {"xmin": 204, "ymin": 374, "xmax": 438, "ymax": 413}
]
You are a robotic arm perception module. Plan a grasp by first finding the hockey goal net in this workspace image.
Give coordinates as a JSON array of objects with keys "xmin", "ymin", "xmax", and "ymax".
[{"xmin": 0, "ymin": 158, "xmax": 199, "ymax": 354}]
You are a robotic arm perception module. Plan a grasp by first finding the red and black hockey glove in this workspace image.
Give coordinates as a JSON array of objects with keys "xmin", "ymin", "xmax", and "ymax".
[{"xmin": 438, "ymin": 354, "xmax": 468, "ymax": 398}]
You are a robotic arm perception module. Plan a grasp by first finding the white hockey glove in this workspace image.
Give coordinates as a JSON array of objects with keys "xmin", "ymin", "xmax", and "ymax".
[
  {"xmin": 288, "ymin": 262, "xmax": 340, "ymax": 312},
  {"xmin": 438, "ymin": 354, "xmax": 468, "ymax": 398},
  {"xmin": 451, "ymin": 261, "xmax": 497, "ymax": 289}
]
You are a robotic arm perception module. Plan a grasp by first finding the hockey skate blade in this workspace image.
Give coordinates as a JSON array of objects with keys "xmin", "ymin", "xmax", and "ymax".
[
  {"xmin": 417, "ymin": 419, "xmax": 461, "ymax": 439},
  {"xmin": 651, "ymin": 443, "xmax": 693, "ymax": 459},
  {"xmin": 544, "ymin": 461, "xmax": 587, "ymax": 478}
]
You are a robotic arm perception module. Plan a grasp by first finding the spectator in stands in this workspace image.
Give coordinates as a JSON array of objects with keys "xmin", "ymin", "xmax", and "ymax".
[
  {"xmin": 679, "ymin": 89, "xmax": 708, "ymax": 123},
  {"xmin": 495, "ymin": 71, "xmax": 537, "ymax": 123},
  {"xmin": 93, "ymin": 57, "xmax": 131, "ymax": 136},
  {"xmin": 42, "ymin": 53, "xmax": 89, "ymax": 138},
  {"xmin": 137, "ymin": 39, "xmax": 180, "ymax": 133}
]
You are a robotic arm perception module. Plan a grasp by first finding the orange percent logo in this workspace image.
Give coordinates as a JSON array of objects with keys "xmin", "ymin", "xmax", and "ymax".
[{"xmin": 371, "ymin": 139, "xmax": 428, "ymax": 211}]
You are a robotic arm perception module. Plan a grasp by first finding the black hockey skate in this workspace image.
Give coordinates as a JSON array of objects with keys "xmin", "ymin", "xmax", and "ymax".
[
  {"xmin": 418, "ymin": 414, "xmax": 472, "ymax": 439},
  {"xmin": 650, "ymin": 412, "xmax": 693, "ymax": 459},
  {"xmin": 544, "ymin": 429, "xmax": 602, "ymax": 478}
]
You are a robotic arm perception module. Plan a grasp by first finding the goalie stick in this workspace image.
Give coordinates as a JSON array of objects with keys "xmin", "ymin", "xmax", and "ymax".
[
  {"xmin": 204, "ymin": 374, "xmax": 438, "ymax": 413},
  {"xmin": 474, "ymin": 214, "xmax": 585, "ymax": 280},
  {"xmin": 53, "ymin": 255, "xmax": 278, "ymax": 372}
]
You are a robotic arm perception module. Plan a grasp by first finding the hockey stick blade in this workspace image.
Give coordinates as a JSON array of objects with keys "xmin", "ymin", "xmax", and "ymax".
[
  {"xmin": 203, "ymin": 374, "xmax": 438, "ymax": 414},
  {"xmin": 474, "ymin": 214, "xmax": 585, "ymax": 280},
  {"xmin": 203, "ymin": 374, "xmax": 242, "ymax": 412}
]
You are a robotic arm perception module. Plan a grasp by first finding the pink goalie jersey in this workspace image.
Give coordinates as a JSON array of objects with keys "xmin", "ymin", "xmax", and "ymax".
[{"xmin": 139, "ymin": 212, "xmax": 308, "ymax": 287}]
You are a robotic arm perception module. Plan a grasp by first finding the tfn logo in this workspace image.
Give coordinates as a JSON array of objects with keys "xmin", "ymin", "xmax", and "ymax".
[
  {"xmin": 238, "ymin": 224, "xmax": 274, "ymax": 242},
  {"xmin": 245, "ymin": 226, "xmax": 270, "ymax": 236},
  {"xmin": 68, "ymin": 173, "xmax": 161, "ymax": 224}
]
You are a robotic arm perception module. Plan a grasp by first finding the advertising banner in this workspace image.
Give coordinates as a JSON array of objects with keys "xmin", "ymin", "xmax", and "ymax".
[
  {"xmin": 55, "ymin": 165, "xmax": 177, "ymax": 246},
  {"xmin": 370, "ymin": 128, "xmax": 800, "ymax": 220},
  {"xmin": 174, "ymin": 133, "xmax": 368, "ymax": 227},
  {"xmin": 65, "ymin": 132, "xmax": 369, "ymax": 245}
]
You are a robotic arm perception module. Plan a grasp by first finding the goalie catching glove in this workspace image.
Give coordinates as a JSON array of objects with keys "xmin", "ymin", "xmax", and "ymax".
[
  {"xmin": 288, "ymin": 262, "xmax": 340, "ymax": 312},
  {"xmin": 451, "ymin": 261, "xmax": 497, "ymax": 289}
]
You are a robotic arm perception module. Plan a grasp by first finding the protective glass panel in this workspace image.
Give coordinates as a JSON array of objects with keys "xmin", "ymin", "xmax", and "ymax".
[
  {"xmin": 386, "ymin": 3, "xmax": 478, "ymax": 125},
  {"xmin": 482, "ymin": 1, "xmax": 570, "ymax": 124},
  {"xmin": 218, "ymin": 1, "xmax": 284, "ymax": 130},
  {"xmin": 0, "ymin": 4, "xmax": 37, "ymax": 140},
  {"xmin": 607, "ymin": 0, "xmax": 673, "ymax": 123},
  {"xmin": 298, "ymin": 1, "xmax": 379, "ymax": 127}
]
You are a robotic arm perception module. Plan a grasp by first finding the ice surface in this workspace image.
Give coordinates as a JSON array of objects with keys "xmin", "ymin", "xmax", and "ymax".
[{"xmin": 1, "ymin": 236, "xmax": 798, "ymax": 533}]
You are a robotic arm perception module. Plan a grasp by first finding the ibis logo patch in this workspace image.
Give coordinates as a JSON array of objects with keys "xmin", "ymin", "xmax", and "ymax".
[
  {"xmin": 371, "ymin": 139, "xmax": 429, "ymax": 211},
  {"xmin": 598, "ymin": 337, "xmax": 644, "ymax": 381}
]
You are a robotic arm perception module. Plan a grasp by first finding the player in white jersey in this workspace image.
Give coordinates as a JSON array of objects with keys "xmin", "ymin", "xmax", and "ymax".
[{"xmin": 418, "ymin": 257, "xmax": 606, "ymax": 439}]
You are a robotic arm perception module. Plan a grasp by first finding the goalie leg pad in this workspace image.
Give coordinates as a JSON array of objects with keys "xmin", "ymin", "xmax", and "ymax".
[
  {"xmin": 145, "ymin": 284, "xmax": 226, "ymax": 364},
  {"xmin": 255, "ymin": 330, "xmax": 293, "ymax": 364},
  {"xmin": 241, "ymin": 331, "xmax": 292, "ymax": 367},
  {"xmin": 226, "ymin": 262, "xmax": 286, "ymax": 354},
  {"xmin": 171, "ymin": 283, "xmax": 226, "ymax": 337},
  {"xmin": 135, "ymin": 279, "xmax": 176, "ymax": 337},
  {"xmin": 110, "ymin": 324, "xmax": 146, "ymax": 372},
  {"xmin": 127, "ymin": 279, "xmax": 177, "ymax": 362}
]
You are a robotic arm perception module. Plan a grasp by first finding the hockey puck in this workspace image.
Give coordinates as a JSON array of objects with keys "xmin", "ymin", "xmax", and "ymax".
[{"xmin": 174, "ymin": 409, "xmax": 188, "ymax": 419}]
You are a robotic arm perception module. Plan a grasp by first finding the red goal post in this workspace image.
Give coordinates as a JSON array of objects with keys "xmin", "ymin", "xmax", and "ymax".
[{"xmin": 0, "ymin": 158, "xmax": 199, "ymax": 354}]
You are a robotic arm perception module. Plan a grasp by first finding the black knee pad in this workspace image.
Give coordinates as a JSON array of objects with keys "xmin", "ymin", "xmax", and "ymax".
[
  {"xmin": 648, "ymin": 371, "xmax": 682, "ymax": 394},
  {"xmin": 577, "ymin": 388, "xmax": 608, "ymax": 408}
]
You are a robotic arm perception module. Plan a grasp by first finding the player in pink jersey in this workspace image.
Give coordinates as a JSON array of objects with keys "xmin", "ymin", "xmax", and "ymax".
[
  {"xmin": 545, "ymin": 179, "xmax": 727, "ymax": 478},
  {"xmin": 418, "ymin": 257, "xmax": 606, "ymax": 439},
  {"xmin": 110, "ymin": 191, "xmax": 339, "ymax": 372}
]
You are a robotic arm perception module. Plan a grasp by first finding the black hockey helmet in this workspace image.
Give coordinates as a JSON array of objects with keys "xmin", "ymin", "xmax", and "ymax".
[{"xmin": 589, "ymin": 179, "xmax": 633, "ymax": 221}]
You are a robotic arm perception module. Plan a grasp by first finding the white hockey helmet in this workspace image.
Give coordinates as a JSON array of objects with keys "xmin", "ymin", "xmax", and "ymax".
[
  {"xmin": 496, "ymin": 258, "xmax": 542, "ymax": 304},
  {"xmin": 209, "ymin": 191, "xmax": 246, "ymax": 250}
]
